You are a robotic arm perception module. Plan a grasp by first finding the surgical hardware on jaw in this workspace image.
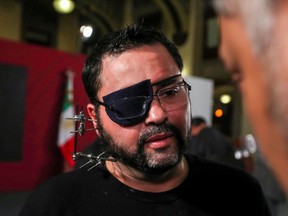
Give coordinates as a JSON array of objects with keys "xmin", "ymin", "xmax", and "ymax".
[{"xmin": 67, "ymin": 105, "xmax": 116, "ymax": 171}]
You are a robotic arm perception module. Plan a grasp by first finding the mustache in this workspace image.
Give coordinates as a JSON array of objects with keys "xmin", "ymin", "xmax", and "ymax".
[{"xmin": 139, "ymin": 123, "xmax": 175, "ymax": 144}]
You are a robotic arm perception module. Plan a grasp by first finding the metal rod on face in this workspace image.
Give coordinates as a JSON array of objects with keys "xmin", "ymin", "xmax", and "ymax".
[
  {"xmin": 68, "ymin": 105, "xmax": 117, "ymax": 167},
  {"xmin": 73, "ymin": 105, "xmax": 79, "ymax": 161}
]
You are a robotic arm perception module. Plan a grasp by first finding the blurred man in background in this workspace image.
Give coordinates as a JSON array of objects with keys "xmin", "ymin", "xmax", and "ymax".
[
  {"xmin": 186, "ymin": 116, "xmax": 243, "ymax": 168},
  {"xmin": 210, "ymin": 0, "xmax": 288, "ymax": 192}
]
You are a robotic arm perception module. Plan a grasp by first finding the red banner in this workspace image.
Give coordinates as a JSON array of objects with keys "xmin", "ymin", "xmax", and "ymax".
[{"xmin": 0, "ymin": 39, "xmax": 95, "ymax": 192}]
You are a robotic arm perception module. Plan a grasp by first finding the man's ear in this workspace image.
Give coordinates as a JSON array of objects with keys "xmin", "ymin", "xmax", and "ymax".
[{"xmin": 87, "ymin": 103, "xmax": 99, "ymax": 135}]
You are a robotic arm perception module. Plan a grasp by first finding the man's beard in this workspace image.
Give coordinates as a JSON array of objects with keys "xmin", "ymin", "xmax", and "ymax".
[{"xmin": 96, "ymin": 117, "xmax": 188, "ymax": 174}]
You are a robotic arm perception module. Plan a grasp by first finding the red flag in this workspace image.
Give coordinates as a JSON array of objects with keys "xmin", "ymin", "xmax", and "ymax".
[{"xmin": 57, "ymin": 70, "xmax": 75, "ymax": 167}]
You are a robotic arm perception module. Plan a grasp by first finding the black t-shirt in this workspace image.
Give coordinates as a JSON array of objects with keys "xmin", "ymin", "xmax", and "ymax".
[{"xmin": 19, "ymin": 155, "xmax": 271, "ymax": 216}]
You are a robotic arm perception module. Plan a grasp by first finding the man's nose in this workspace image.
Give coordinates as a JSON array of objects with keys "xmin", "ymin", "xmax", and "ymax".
[{"xmin": 144, "ymin": 98, "xmax": 167, "ymax": 125}]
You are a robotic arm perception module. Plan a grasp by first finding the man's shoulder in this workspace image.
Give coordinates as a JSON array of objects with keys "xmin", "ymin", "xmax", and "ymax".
[
  {"xmin": 31, "ymin": 167, "xmax": 105, "ymax": 197},
  {"xmin": 185, "ymin": 154, "xmax": 257, "ymax": 184},
  {"xmin": 19, "ymin": 167, "xmax": 110, "ymax": 215},
  {"xmin": 184, "ymin": 155, "xmax": 270, "ymax": 215}
]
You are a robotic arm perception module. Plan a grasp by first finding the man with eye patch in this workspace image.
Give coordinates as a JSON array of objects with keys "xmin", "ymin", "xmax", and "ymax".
[{"xmin": 19, "ymin": 23, "xmax": 271, "ymax": 216}]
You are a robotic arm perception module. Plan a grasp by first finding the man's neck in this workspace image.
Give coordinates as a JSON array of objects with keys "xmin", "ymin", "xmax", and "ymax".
[{"xmin": 105, "ymin": 157, "xmax": 189, "ymax": 193}]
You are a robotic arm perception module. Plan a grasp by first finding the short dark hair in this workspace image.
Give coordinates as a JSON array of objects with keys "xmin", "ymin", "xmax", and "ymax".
[
  {"xmin": 82, "ymin": 23, "xmax": 183, "ymax": 105},
  {"xmin": 191, "ymin": 117, "xmax": 207, "ymax": 126}
]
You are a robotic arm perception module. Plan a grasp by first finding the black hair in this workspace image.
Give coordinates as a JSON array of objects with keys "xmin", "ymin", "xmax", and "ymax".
[
  {"xmin": 191, "ymin": 116, "xmax": 207, "ymax": 126},
  {"xmin": 82, "ymin": 23, "xmax": 183, "ymax": 104}
]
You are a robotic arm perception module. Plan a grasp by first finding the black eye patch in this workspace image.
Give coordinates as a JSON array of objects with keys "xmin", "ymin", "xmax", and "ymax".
[{"xmin": 102, "ymin": 79, "xmax": 153, "ymax": 126}]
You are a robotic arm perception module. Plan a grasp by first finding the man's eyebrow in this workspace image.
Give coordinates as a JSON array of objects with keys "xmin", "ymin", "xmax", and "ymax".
[{"xmin": 151, "ymin": 74, "xmax": 182, "ymax": 87}]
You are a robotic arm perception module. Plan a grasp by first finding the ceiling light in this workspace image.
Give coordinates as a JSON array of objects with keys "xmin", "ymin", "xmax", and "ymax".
[
  {"xmin": 220, "ymin": 94, "xmax": 231, "ymax": 104},
  {"xmin": 80, "ymin": 25, "xmax": 93, "ymax": 38},
  {"xmin": 53, "ymin": 0, "xmax": 75, "ymax": 14}
]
